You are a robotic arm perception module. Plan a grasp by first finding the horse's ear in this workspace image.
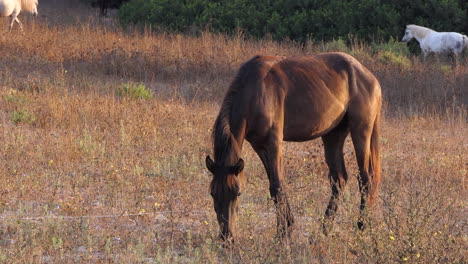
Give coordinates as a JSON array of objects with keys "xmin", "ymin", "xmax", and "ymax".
[
  {"xmin": 206, "ymin": 156, "xmax": 215, "ymax": 174},
  {"xmin": 234, "ymin": 158, "xmax": 244, "ymax": 175}
]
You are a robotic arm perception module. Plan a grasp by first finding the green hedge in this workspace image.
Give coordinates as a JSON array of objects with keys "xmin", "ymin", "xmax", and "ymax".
[{"xmin": 119, "ymin": 0, "xmax": 468, "ymax": 42}]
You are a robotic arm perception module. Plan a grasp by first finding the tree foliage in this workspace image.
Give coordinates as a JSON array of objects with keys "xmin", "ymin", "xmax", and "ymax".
[{"xmin": 119, "ymin": 0, "xmax": 468, "ymax": 42}]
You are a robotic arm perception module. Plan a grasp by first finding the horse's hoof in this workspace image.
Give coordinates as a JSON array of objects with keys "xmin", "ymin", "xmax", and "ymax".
[
  {"xmin": 357, "ymin": 221, "xmax": 365, "ymax": 230},
  {"xmin": 274, "ymin": 226, "xmax": 293, "ymax": 244},
  {"xmin": 221, "ymin": 238, "xmax": 235, "ymax": 248},
  {"xmin": 322, "ymin": 222, "xmax": 332, "ymax": 236}
]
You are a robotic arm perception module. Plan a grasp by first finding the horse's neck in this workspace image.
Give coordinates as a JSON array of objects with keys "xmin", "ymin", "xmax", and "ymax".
[
  {"xmin": 230, "ymin": 118, "xmax": 247, "ymax": 152},
  {"xmin": 213, "ymin": 115, "xmax": 247, "ymax": 166},
  {"xmin": 412, "ymin": 27, "xmax": 433, "ymax": 42}
]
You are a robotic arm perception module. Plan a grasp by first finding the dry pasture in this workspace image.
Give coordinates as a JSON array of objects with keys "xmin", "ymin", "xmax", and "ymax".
[{"xmin": 0, "ymin": 1, "xmax": 466, "ymax": 263}]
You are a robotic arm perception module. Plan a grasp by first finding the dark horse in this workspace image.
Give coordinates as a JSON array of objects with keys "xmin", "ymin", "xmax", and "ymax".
[{"xmin": 206, "ymin": 52, "xmax": 382, "ymax": 242}]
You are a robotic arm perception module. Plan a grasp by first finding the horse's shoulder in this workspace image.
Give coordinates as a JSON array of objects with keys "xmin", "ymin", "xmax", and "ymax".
[
  {"xmin": 245, "ymin": 55, "xmax": 284, "ymax": 69},
  {"xmin": 249, "ymin": 55, "xmax": 284, "ymax": 63}
]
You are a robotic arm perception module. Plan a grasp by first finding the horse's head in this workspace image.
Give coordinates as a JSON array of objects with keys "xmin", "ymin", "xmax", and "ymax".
[
  {"xmin": 402, "ymin": 26, "xmax": 414, "ymax": 42},
  {"xmin": 206, "ymin": 155, "xmax": 244, "ymax": 242}
]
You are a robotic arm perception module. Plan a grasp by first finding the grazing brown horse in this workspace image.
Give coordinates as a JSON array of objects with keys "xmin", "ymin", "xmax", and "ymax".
[{"xmin": 206, "ymin": 52, "xmax": 382, "ymax": 242}]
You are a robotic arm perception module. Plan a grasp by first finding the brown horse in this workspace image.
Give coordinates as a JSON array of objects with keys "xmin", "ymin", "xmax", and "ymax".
[{"xmin": 206, "ymin": 52, "xmax": 382, "ymax": 242}]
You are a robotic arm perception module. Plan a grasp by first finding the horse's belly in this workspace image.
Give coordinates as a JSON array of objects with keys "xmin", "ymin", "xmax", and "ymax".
[
  {"xmin": 0, "ymin": 3, "xmax": 15, "ymax": 16},
  {"xmin": 424, "ymin": 34, "xmax": 461, "ymax": 53},
  {"xmin": 283, "ymin": 103, "xmax": 345, "ymax": 142}
]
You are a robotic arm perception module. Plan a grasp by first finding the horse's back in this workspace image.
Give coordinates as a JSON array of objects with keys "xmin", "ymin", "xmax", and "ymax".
[
  {"xmin": 425, "ymin": 31, "xmax": 465, "ymax": 53},
  {"xmin": 314, "ymin": 52, "xmax": 380, "ymax": 92},
  {"xmin": 242, "ymin": 52, "xmax": 379, "ymax": 101},
  {"xmin": 277, "ymin": 52, "xmax": 379, "ymax": 103},
  {"xmin": 242, "ymin": 52, "xmax": 380, "ymax": 142}
]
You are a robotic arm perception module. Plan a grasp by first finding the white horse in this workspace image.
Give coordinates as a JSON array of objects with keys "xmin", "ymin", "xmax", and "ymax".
[
  {"xmin": 0, "ymin": 0, "xmax": 38, "ymax": 32},
  {"xmin": 402, "ymin": 24, "xmax": 468, "ymax": 60}
]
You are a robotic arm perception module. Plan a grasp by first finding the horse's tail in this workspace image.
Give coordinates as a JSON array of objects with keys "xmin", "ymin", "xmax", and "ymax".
[
  {"xmin": 463, "ymin": 35, "xmax": 468, "ymax": 49},
  {"xmin": 20, "ymin": 0, "xmax": 37, "ymax": 13},
  {"xmin": 369, "ymin": 101, "xmax": 381, "ymax": 206}
]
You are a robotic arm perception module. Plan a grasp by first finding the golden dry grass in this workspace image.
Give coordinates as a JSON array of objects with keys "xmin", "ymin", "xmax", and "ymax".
[{"xmin": 0, "ymin": 0, "xmax": 466, "ymax": 263}]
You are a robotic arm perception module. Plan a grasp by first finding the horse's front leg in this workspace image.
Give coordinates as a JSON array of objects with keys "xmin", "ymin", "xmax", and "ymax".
[
  {"xmin": 252, "ymin": 131, "xmax": 294, "ymax": 239},
  {"xmin": 271, "ymin": 180, "xmax": 294, "ymax": 239},
  {"xmin": 421, "ymin": 50, "xmax": 429, "ymax": 63},
  {"xmin": 452, "ymin": 52, "xmax": 459, "ymax": 67}
]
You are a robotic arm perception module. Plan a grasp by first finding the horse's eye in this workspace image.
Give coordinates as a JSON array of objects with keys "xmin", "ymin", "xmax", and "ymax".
[{"xmin": 237, "ymin": 192, "xmax": 242, "ymax": 197}]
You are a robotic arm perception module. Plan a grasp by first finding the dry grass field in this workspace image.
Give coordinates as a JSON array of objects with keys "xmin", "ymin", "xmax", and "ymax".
[{"xmin": 0, "ymin": 0, "xmax": 466, "ymax": 263}]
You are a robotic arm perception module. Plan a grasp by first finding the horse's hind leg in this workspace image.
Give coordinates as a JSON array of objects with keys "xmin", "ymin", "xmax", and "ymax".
[
  {"xmin": 321, "ymin": 118, "xmax": 350, "ymax": 235},
  {"xmin": 15, "ymin": 18, "xmax": 23, "ymax": 31},
  {"xmin": 349, "ymin": 119, "xmax": 375, "ymax": 230},
  {"xmin": 452, "ymin": 52, "xmax": 459, "ymax": 67},
  {"xmin": 9, "ymin": 16, "xmax": 15, "ymax": 32},
  {"xmin": 9, "ymin": 15, "xmax": 23, "ymax": 32},
  {"xmin": 252, "ymin": 129, "xmax": 294, "ymax": 239}
]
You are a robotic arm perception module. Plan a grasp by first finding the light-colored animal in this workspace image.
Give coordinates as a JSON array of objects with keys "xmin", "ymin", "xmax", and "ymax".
[
  {"xmin": 0, "ymin": 0, "xmax": 38, "ymax": 32},
  {"xmin": 402, "ymin": 24, "xmax": 468, "ymax": 60}
]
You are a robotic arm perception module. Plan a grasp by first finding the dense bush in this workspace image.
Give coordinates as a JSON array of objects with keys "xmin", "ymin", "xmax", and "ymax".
[{"xmin": 119, "ymin": 0, "xmax": 468, "ymax": 43}]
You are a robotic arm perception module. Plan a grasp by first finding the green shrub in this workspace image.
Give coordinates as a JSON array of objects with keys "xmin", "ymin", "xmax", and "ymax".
[
  {"xmin": 119, "ymin": 0, "xmax": 467, "ymax": 43},
  {"xmin": 319, "ymin": 38, "xmax": 350, "ymax": 53},
  {"xmin": 372, "ymin": 37, "xmax": 411, "ymax": 58},
  {"xmin": 116, "ymin": 83, "xmax": 153, "ymax": 100},
  {"xmin": 3, "ymin": 94, "xmax": 29, "ymax": 105},
  {"xmin": 377, "ymin": 50, "xmax": 411, "ymax": 69},
  {"xmin": 440, "ymin": 65, "xmax": 453, "ymax": 76},
  {"xmin": 11, "ymin": 109, "xmax": 36, "ymax": 125}
]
